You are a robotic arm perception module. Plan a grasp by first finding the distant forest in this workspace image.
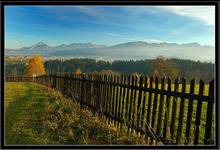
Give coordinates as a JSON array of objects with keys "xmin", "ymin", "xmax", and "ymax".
[{"xmin": 5, "ymin": 57, "xmax": 214, "ymax": 82}]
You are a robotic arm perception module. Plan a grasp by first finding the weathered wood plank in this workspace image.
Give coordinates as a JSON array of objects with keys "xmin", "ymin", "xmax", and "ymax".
[
  {"xmin": 102, "ymin": 75, "xmax": 107, "ymax": 113},
  {"xmin": 115, "ymin": 75, "xmax": 120, "ymax": 118},
  {"xmin": 121, "ymin": 75, "xmax": 127, "ymax": 123},
  {"xmin": 118, "ymin": 74, "xmax": 124, "ymax": 121},
  {"xmin": 184, "ymin": 78, "xmax": 195, "ymax": 144},
  {"xmin": 132, "ymin": 75, "xmax": 138, "ymax": 129},
  {"xmin": 125, "ymin": 75, "xmax": 131, "ymax": 126},
  {"xmin": 204, "ymin": 79, "xmax": 214, "ymax": 145},
  {"xmin": 151, "ymin": 76, "xmax": 159, "ymax": 129},
  {"xmin": 194, "ymin": 79, "xmax": 204, "ymax": 144},
  {"xmin": 170, "ymin": 78, "xmax": 179, "ymax": 142},
  {"xmin": 146, "ymin": 76, "xmax": 154, "ymax": 132},
  {"xmin": 141, "ymin": 76, "xmax": 148, "ymax": 128},
  {"xmin": 128, "ymin": 76, "xmax": 135, "ymax": 129},
  {"xmin": 109, "ymin": 75, "xmax": 113, "ymax": 116},
  {"xmin": 137, "ymin": 76, "xmax": 144, "ymax": 129},
  {"xmin": 156, "ymin": 77, "xmax": 166, "ymax": 137},
  {"xmin": 176, "ymin": 77, "xmax": 186, "ymax": 144},
  {"xmin": 112, "ymin": 75, "xmax": 117, "ymax": 117},
  {"xmin": 163, "ymin": 77, "xmax": 172, "ymax": 141},
  {"xmin": 105, "ymin": 75, "xmax": 110, "ymax": 113}
]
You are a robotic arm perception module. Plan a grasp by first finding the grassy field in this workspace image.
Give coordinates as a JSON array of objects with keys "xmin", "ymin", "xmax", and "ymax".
[
  {"xmin": 5, "ymin": 82, "xmax": 150, "ymax": 145},
  {"xmin": 5, "ymin": 80, "xmax": 215, "ymax": 145}
]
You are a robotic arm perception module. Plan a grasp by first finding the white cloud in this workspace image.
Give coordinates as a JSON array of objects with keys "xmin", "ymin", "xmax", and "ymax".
[
  {"xmin": 143, "ymin": 38, "xmax": 166, "ymax": 43},
  {"xmin": 106, "ymin": 33, "xmax": 137, "ymax": 41},
  {"xmin": 106, "ymin": 33, "xmax": 122, "ymax": 37},
  {"xmin": 106, "ymin": 33, "xmax": 173, "ymax": 43},
  {"xmin": 123, "ymin": 37, "xmax": 136, "ymax": 41},
  {"xmin": 42, "ymin": 6, "xmax": 215, "ymax": 27},
  {"xmin": 153, "ymin": 6, "xmax": 215, "ymax": 26}
]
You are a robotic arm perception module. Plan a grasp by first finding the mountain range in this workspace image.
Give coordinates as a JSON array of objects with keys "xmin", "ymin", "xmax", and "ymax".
[{"xmin": 5, "ymin": 41, "xmax": 215, "ymax": 62}]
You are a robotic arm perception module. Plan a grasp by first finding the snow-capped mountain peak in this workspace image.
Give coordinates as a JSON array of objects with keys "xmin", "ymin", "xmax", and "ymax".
[{"xmin": 30, "ymin": 41, "xmax": 49, "ymax": 50}]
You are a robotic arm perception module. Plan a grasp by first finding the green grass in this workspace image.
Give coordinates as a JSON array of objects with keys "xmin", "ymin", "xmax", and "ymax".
[
  {"xmin": 5, "ymin": 80, "xmax": 215, "ymax": 145},
  {"xmin": 5, "ymin": 82, "xmax": 150, "ymax": 145},
  {"xmin": 5, "ymin": 82, "xmax": 49, "ymax": 144}
]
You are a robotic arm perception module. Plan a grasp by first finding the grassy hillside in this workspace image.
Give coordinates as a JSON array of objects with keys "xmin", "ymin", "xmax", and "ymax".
[{"xmin": 5, "ymin": 82, "xmax": 149, "ymax": 145}]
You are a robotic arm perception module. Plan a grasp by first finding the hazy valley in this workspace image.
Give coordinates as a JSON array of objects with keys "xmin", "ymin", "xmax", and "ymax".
[{"xmin": 6, "ymin": 41, "xmax": 215, "ymax": 62}]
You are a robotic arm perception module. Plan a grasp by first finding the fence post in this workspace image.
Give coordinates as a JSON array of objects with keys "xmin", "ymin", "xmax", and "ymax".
[{"xmin": 80, "ymin": 73, "xmax": 85, "ymax": 109}]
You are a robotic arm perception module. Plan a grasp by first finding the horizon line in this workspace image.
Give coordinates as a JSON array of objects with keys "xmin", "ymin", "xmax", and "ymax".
[{"xmin": 5, "ymin": 40, "xmax": 215, "ymax": 49}]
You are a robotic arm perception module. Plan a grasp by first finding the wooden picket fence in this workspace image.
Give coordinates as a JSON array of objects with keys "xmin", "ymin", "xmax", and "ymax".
[{"xmin": 6, "ymin": 74, "xmax": 215, "ymax": 145}]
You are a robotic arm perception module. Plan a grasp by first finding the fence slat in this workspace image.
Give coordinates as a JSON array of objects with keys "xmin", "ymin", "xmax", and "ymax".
[
  {"xmin": 121, "ymin": 75, "xmax": 126, "ymax": 123},
  {"xmin": 170, "ymin": 78, "xmax": 179, "ymax": 142},
  {"xmin": 112, "ymin": 75, "xmax": 117, "ymax": 118},
  {"xmin": 156, "ymin": 77, "xmax": 166, "ymax": 137},
  {"xmin": 146, "ymin": 76, "xmax": 154, "ymax": 132},
  {"xmin": 115, "ymin": 76, "xmax": 120, "ymax": 119},
  {"xmin": 151, "ymin": 76, "xmax": 159, "ymax": 129},
  {"xmin": 125, "ymin": 75, "xmax": 131, "ymax": 126},
  {"xmin": 90, "ymin": 75, "xmax": 94, "ymax": 110},
  {"xmin": 132, "ymin": 75, "xmax": 138, "ymax": 129},
  {"xmin": 163, "ymin": 77, "xmax": 172, "ymax": 142},
  {"xmin": 118, "ymin": 74, "xmax": 124, "ymax": 121},
  {"xmin": 94, "ymin": 75, "xmax": 98, "ymax": 110},
  {"xmin": 105, "ymin": 75, "xmax": 110, "ymax": 114},
  {"xmin": 128, "ymin": 76, "xmax": 135, "ymax": 130},
  {"xmin": 99, "ymin": 75, "xmax": 103, "ymax": 111},
  {"xmin": 194, "ymin": 79, "xmax": 204, "ymax": 144},
  {"xmin": 141, "ymin": 76, "xmax": 148, "ymax": 128},
  {"xmin": 85, "ymin": 75, "xmax": 89, "ymax": 106},
  {"xmin": 204, "ymin": 79, "xmax": 214, "ymax": 144},
  {"xmin": 137, "ymin": 76, "xmax": 144, "ymax": 129},
  {"xmin": 99, "ymin": 75, "xmax": 103, "ymax": 113},
  {"xmin": 108, "ymin": 75, "xmax": 112, "ymax": 116},
  {"xmin": 93, "ymin": 75, "xmax": 97, "ymax": 110},
  {"xmin": 96, "ymin": 75, "xmax": 99, "ymax": 110},
  {"xmin": 185, "ymin": 78, "xmax": 195, "ymax": 144},
  {"xmin": 176, "ymin": 77, "xmax": 186, "ymax": 144},
  {"xmin": 103, "ymin": 75, "xmax": 107, "ymax": 113}
]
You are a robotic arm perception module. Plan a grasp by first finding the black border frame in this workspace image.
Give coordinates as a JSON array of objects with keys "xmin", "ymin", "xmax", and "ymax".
[{"xmin": 0, "ymin": 0, "xmax": 219, "ymax": 149}]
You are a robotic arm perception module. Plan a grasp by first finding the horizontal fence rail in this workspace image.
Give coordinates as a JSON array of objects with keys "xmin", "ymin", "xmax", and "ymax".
[{"xmin": 5, "ymin": 74, "xmax": 215, "ymax": 145}]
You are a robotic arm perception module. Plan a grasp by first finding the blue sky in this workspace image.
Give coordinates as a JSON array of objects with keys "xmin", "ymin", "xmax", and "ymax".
[{"xmin": 5, "ymin": 6, "xmax": 215, "ymax": 49}]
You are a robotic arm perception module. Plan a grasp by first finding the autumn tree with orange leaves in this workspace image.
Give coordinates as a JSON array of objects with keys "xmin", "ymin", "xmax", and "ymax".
[
  {"xmin": 74, "ymin": 68, "xmax": 82, "ymax": 75},
  {"xmin": 25, "ymin": 54, "xmax": 46, "ymax": 77}
]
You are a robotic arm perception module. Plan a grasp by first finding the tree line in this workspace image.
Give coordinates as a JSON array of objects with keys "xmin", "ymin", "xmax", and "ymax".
[{"xmin": 5, "ymin": 55, "xmax": 214, "ymax": 82}]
